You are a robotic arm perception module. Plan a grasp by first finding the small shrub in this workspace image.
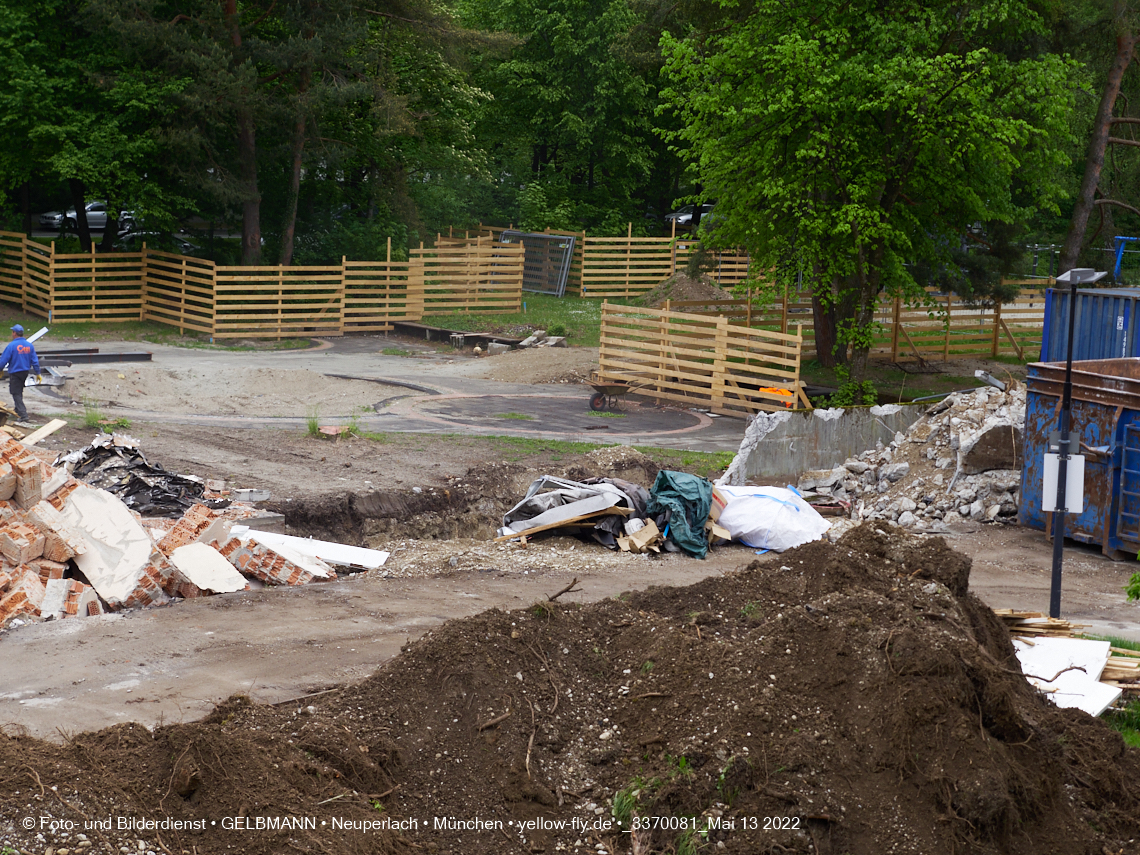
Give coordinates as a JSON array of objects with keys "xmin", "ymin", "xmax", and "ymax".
[
  {"xmin": 306, "ymin": 405, "xmax": 320, "ymax": 438},
  {"xmin": 546, "ymin": 322, "xmax": 567, "ymax": 337}
]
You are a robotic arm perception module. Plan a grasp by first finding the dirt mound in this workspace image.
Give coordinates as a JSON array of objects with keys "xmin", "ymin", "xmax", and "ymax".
[
  {"xmin": 3, "ymin": 527, "xmax": 1138, "ymax": 855},
  {"xmin": 640, "ymin": 272, "xmax": 732, "ymax": 308}
]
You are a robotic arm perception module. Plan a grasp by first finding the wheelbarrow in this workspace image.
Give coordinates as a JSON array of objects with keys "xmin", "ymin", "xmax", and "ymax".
[{"xmin": 587, "ymin": 373, "xmax": 641, "ymax": 411}]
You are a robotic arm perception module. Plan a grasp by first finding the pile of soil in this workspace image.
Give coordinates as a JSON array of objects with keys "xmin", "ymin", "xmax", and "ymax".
[
  {"xmin": 640, "ymin": 273, "xmax": 732, "ymax": 308},
  {"xmin": 3, "ymin": 526, "xmax": 1139, "ymax": 855}
]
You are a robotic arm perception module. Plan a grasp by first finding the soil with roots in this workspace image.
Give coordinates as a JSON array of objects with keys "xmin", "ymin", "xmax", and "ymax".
[{"xmin": 2, "ymin": 526, "xmax": 1139, "ymax": 855}]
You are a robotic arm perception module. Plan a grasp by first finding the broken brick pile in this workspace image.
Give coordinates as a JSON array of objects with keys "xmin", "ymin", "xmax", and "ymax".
[{"xmin": 0, "ymin": 436, "xmax": 331, "ymax": 627}]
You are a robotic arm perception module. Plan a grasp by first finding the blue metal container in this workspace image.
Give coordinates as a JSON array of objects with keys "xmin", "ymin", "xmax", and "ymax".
[
  {"xmin": 1040, "ymin": 287, "xmax": 1140, "ymax": 362},
  {"xmin": 1020, "ymin": 357, "xmax": 1140, "ymax": 557}
]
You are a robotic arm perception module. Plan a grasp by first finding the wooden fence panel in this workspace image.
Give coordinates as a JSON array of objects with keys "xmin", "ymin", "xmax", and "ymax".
[
  {"xmin": 214, "ymin": 266, "xmax": 345, "ymax": 338},
  {"xmin": 22, "ymin": 240, "xmax": 53, "ymax": 318},
  {"xmin": 343, "ymin": 257, "xmax": 423, "ymax": 332},
  {"xmin": 0, "ymin": 232, "xmax": 24, "ymax": 305},
  {"xmin": 143, "ymin": 250, "xmax": 216, "ymax": 335},
  {"xmin": 597, "ymin": 302, "xmax": 807, "ymax": 414},
  {"xmin": 413, "ymin": 240, "xmax": 523, "ymax": 314},
  {"xmin": 50, "ymin": 250, "xmax": 145, "ymax": 322},
  {"xmin": 581, "ymin": 234, "xmax": 676, "ymax": 298}
]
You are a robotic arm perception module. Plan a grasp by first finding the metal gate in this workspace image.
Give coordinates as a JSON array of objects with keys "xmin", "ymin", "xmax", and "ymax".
[{"xmin": 498, "ymin": 230, "xmax": 575, "ymax": 297}]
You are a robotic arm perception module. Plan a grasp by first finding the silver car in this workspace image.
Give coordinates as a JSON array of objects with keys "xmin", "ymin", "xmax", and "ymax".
[
  {"xmin": 39, "ymin": 201, "xmax": 136, "ymax": 230},
  {"xmin": 664, "ymin": 203, "xmax": 715, "ymax": 229}
]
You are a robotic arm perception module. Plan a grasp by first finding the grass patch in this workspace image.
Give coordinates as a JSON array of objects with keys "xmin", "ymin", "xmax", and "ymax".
[
  {"xmin": 1105, "ymin": 699, "xmax": 1140, "ymax": 749},
  {"xmin": 1084, "ymin": 634, "xmax": 1140, "ymax": 653},
  {"xmin": 381, "ymin": 347, "xmax": 410, "ymax": 356},
  {"xmin": 493, "ymin": 412, "xmax": 536, "ymax": 421},
  {"xmin": 634, "ymin": 446, "xmax": 735, "ymax": 479},
  {"xmin": 586, "ymin": 409, "xmax": 626, "ymax": 418},
  {"xmin": 82, "ymin": 397, "xmax": 103, "ymax": 429},
  {"xmin": 421, "ymin": 294, "xmax": 639, "ymax": 349},
  {"xmin": 306, "ymin": 406, "xmax": 321, "ymax": 438}
]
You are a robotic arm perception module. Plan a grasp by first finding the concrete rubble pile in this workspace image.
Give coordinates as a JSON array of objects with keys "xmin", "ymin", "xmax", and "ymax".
[
  {"xmin": 0, "ymin": 435, "xmax": 357, "ymax": 628},
  {"xmin": 797, "ymin": 384, "xmax": 1026, "ymax": 537}
]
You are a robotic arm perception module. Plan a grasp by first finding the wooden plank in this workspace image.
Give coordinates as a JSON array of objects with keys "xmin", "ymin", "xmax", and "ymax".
[{"xmin": 21, "ymin": 419, "xmax": 67, "ymax": 446}]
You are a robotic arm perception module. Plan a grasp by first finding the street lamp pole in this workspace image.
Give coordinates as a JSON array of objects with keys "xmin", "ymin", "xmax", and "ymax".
[{"xmin": 1049, "ymin": 268, "xmax": 1106, "ymax": 618}]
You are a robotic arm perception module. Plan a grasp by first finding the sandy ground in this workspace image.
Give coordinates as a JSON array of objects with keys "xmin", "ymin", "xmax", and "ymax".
[
  {"xmin": 60, "ymin": 366, "xmax": 406, "ymax": 417},
  {"xmin": 434, "ymin": 343, "xmax": 599, "ymax": 384}
]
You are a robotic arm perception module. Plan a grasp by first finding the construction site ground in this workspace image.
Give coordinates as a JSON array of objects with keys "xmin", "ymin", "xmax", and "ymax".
[{"xmin": 2, "ymin": 333, "xmax": 1139, "ymax": 855}]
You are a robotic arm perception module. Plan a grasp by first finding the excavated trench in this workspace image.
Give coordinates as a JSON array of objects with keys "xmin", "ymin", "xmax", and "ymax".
[{"xmin": 265, "ymin": 450, "xmax": 665, "ymax": 546}]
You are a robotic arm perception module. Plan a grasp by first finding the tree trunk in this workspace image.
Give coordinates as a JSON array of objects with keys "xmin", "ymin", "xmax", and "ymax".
[
  {"xmin": 225, "ymin": 0, "xmax": 261, "ymax": 265},
  {"xmin": 811, "ymin": 288, "xmax": 841, "ymax": 368},
  {"xmin": 238, "ymin": 109, "xmax": 262, "ymax": 265},
  {"xmin": 1059, "ymin": 31, "xmax": 1138, "ymax": 274},
  {"xmin": 19, "ymin": 182, "xmax": 31, "ymax": 236},
  {"xmin": 99, "ymin": 214, "xmax": 118, "ymax": 253},
  {"xmin": 68, "ymin": 178, "xmax": 92, "ymax": 252},
  {"xmin": 279, "ymin": 68, "xmax": 310, "ymax": 266}
]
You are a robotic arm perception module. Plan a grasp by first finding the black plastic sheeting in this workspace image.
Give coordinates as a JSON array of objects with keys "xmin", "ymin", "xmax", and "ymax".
[{"xmin": 58, "ymin": 438, "xmax": 227, "ymax": 518}]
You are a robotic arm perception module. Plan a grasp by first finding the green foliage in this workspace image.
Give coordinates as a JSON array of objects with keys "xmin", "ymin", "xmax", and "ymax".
[
  {"xmin": 585, "ymin": 410, "xmax": 626, "ymax": 418},
  {"xmin": 493, "ymin": 412, "xmax": 535, "ymax": 420},
  {"xmin": 1127, "ymin": 569, "xmax": 1140, "ymax": 602},
  {"xmin": 545, "ymin": 322, "xmax": 567, "ymax": 337},
  {"xmin": 828, "ymin": 367, "xmax": 879, "ymax": 408},
  {"xmin": 306, "ymin": 406, "xmax": 321, "ymax": 438},
  {"xmin": 660, "ymin": 0, "xmax": 1077, "ymax": 377}
]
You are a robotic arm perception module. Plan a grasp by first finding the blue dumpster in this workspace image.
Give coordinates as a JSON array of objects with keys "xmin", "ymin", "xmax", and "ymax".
[
  {"xmin": 1041, "ymin": 287, "xmax": 1140, "ymax": 362},
  {"xmin": 1020, "ymin": 357, "xmax": 1140, "ymax": 557}
]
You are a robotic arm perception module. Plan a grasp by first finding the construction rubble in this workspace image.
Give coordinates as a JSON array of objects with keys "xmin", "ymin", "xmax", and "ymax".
[
  {"xmin": 795, "ymin": 383, "xmax": 1025, "ymax": 538},
  {"xmin": 0, "ymin": 435, "xmax": 387, "ymax": 628}
]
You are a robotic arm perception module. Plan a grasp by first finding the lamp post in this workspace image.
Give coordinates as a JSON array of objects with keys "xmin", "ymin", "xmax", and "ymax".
[{"xmin": 1049, "ymin": 267, "xmax": 1106, "ymax": 618}]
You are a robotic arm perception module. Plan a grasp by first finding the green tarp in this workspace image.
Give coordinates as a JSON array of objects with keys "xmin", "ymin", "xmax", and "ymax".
[{"xmin": 647, "ymin": 470, "xmax": 713, "ymax": 559}]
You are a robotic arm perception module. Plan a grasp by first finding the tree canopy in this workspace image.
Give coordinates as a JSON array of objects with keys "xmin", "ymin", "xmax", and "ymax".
[{"xmin": 660, "ymin": 0, "xmax": 1075, "ymax": 376}]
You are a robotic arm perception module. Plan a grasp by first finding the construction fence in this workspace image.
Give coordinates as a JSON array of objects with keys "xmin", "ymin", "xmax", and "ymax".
[
  {"xmin": 597, "ymin": 302, "xmax": 809, "ymax": 415},
  {"xmin": 663, "ymin": 279, "xmax": 1051, "ymax": 363},
  {"xmin": 0, "ymin": 232, "xmax": 522, "ymax": 338},
  {"xmin": 1, "ymin": 228, "xmax": 1051, "ymax": 359}
]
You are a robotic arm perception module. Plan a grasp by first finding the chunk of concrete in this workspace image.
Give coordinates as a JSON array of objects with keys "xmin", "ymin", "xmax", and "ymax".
[
  {"xmin": 544, "ymin": 336, "xmax": 567, "ymax": 347},
  {"xmin": 881, "ymin": 462, "xmax": 910, "ymax": 482},
  {"xmin": 40, "ymin": 576, "xmax": 70, "ymax": 619},
  {"xmin": 0, "ymin": 462, "xmax": 14, "ymax": 501},
  {"xmin": 959, "ymin": 425, "xmax": 1023, "ymax": 475},
  {"xmin": 487, "ymin": 342, "xmax": 511, "ymax": 356},
  {"xmin": 518, "ymin": 330, "xmax": 547, "ymax": 348},
  {"xmin": 55, "ymin": 484, "xmax": 170, "ymax": 608},
  {"xmin": 169, "ymin": 543, "xmax": 250, "ymax": 594},
  {"xmin": 232, "ymin": 527, "xmax": 389, "ymax": 571}
]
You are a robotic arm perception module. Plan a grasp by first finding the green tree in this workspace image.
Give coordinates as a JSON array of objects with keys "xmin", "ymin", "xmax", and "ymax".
[
  {"xmin": 462, "ymin": 0, "xmax": 655, "ymax": 233},
  {"xmin": 661, "ymin": 0, "xmax": 1076, "ymax": 376},
  {"xmin": 0, "ymin": 0, "xmax": 184, "ymax": 249}
]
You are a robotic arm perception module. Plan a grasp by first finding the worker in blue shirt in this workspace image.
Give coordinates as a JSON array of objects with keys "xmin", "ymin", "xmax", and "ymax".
[{"xmin": 0, "ymin": 324, "xmax": 39, "ymax": 424}]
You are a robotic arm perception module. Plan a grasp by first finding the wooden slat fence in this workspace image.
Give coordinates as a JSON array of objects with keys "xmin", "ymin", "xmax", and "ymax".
[
  {"xmin": 214, "ymin": 265, "xmax": 345, "ymax": 339},
  {"xmin": 598, "ymin": 301, "xmax": 808, "ymax": 415},
  {"xmin": 661, "ymin": 281, "xmax": 1048, "ymax": 362},
  {"xmin": 0, "ymin": 229, "xmax": 1049, "ymax": 354},
  {"xmin": 412, "ymin": 239, "xmax": 523, "ymax": 315},
  {"xmin": 0, "ymin": 232, "xmax": 24, "ymax": 306},
  {"xmin": 50, "ymin": 249, "xmax": 145, "ymax": 322},
  {"xmin": 143, "ymin": 250, "xmax": 216, "ymax": 335}
]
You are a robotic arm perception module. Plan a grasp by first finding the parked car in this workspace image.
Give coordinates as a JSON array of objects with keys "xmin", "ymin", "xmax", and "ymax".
[
  {"xmin": 664, "ymin": 203, "xmax": 715, "ymax": 229},
  {"xmin": 113, "ymin": 230, "xmax": 199, "ymax": 255},
  {"xmin": 39, "ymin": 201, "xmax": 137, "ymax": 231}
]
